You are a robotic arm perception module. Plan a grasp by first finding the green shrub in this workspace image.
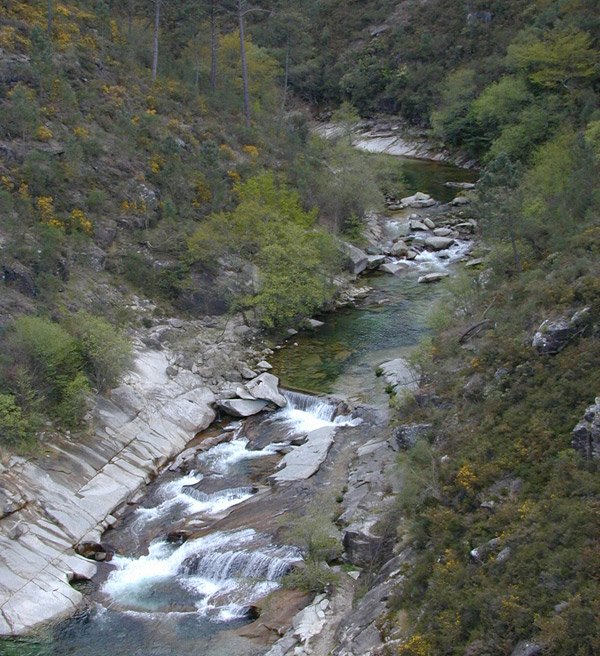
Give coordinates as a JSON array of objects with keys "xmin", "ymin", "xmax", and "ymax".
[
  {"xmin": 67, "ymin": 311, "xmax": 131, "ymax": 392},
  {"xmin": 0, "ymin": 394, "xmax": 32, "ymax": 446}
]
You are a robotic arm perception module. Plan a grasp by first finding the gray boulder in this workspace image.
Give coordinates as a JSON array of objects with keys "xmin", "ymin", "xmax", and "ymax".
[
  {"xmin": 425, "ymin": 236, "xmax": 455, "ymax": 251},
  {"xmin": 390, "ymin": 240, "xmax": 409, "ymax": 256},
  {"xmin": 217, "ymin": 398, "xmax": 269, "ymax": 417},
  {"xmin": 400, "ymin": 192, "xmax": 436, "ymax": 208},
  {"xmin": 418, "ymin": 272, "xmax": 450, "ymax": 284},
  {"xmin": 377, "ymin": 357, "xmax": 418, "ymax": 393},
  {"xmin": 366, "ymin": 254, "xmax": 386, "ymax": 269},
  {"xmin": 379, "ymin": 262, "xmax": 406, "ymax": 275},
  {"xmin": 572, "ymin": 397, "xmax": 600, "ymax": 459},
  {"xmin": 532, "ymin": 307, "xmax": 590, "ymax": 355},
  {"xmin": 245, "ymin": 372, "xmax": 287, "ymax": 408},
  {"xmin": 342, "ymin": 242, "xmax": 368, "ymax": 275}
]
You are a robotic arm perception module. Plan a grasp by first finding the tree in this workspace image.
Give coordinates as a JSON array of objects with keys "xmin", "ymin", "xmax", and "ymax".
[
  {"xmin": 478, "ymin": 154, "xmax": 523, "ymax": 274},
  {"xmin": 151, "ymin": 0, "xmax": 160, "ymax": 82},
  {"xmin": 507, "ymin": 27, "xmax": 598, "ymax": 91},
  {"xmin": 222, "ymin": 0, "xmax": 271, "ymax": 126}
]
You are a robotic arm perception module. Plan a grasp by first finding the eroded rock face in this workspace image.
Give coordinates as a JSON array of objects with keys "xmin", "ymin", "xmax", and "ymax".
[{"xmin": 572, "ymin": 397, "xmax": 600, "ymax": 459}]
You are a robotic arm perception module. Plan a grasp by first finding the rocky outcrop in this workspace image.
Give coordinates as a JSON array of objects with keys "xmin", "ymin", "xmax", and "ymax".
[
  {"xmin": 270, "ymin": 426, "xmax": 336, "ymax": 483},
  {"xmin": 377, "ymin": 358, "xmax": 419, "ymax": 395},
  {"xmin": 0, "ymin": 347, "xmax": 216, "ymax": 635},
  {"xmin": 245, "ymin": 372, "xmax": 288, "ymax": 408},
  {"xmin": 342, "ymin": 242, "xmax": 368, "ymax": 275},
  {"xmin": 332, "ymin": 551, "xmax": 412, "ymax": 656},
  {"xmin": 572, "ymin": 397, "xmax": 600, "ymax": 459},
  {"xmin": 532, "ymin": 307, "xmax": 590, "ymax": 355}
]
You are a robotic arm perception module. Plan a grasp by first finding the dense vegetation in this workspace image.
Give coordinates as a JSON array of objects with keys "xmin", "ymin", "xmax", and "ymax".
[{"xmin": 0, "ymin": 0, "xmax": 386, "ymax": 448}]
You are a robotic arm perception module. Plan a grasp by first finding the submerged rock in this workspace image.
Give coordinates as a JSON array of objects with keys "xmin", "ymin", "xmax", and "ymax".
[{"xmin": 418, "ymin": 272, "xmax": 450, "ymax": 284}]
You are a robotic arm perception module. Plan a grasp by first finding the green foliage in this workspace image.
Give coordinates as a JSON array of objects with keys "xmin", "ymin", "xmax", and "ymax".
[
  {"xmin": 281, "ymin": 497, "xmax": 342, "ymax": 592},
  {"xmin": 67, "ymin": 311, "xmax": 131, "ymax": 392},
  {"xmin": 0, "ymin": 394, "xmax": 33, "ymax": 446},
  {"xmin": 189, "ymin": 172, "xmax": 341, "ymax": 328},
  {"xmin": 507, "ymin": 26, "xmax": 598, "ymax": 90}
]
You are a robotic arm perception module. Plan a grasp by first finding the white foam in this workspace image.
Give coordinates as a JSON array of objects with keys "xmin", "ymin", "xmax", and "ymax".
[
  {"xmin": 195, "ymin": 437, "xmax": 287, "ymax": 474},
  {"xmin": 102, "ymin": 529, "xmax": 300, "ymax": 622},
  {"xmin": 272, "ymin": 391, "xmax": 362, "ymax": 436}
]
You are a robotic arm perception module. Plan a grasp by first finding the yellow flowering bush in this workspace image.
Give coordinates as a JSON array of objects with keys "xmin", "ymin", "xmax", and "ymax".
[{"xmin": 35, "ymin": 125, "xmax": 53, "ymax": 142}]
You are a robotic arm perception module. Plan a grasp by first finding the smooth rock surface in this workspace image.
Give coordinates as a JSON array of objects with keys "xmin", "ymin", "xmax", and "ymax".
[
  {"xmin": 418, "ymin": 272, "xmax": 450, "ymax": 284},
  {"xmin": 425, "ymin": 236, "xmax": 455, "ymax": 251},
  {"xmin": 218, "ymin": 398, "xmax": 269, "ymax": 417},
  {"xmin": 270, "ymin": 426, "xmax": 336, "ymax": 483}
]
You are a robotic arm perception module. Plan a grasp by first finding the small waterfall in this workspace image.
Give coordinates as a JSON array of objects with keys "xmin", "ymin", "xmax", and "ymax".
[
  {"xmin": 272, "ymin": 390, "xmax": 362, "ymax": 435},
  {"xmin": 283, "ymin": 390, "xmax": 339, "ymax": 421},
  {"xmin": 179, "ymin": 549, "xmax": 292, "ymax": 581},
  {"xmin": 103, "ymin": 530, "xmax": 300, "ymax": 620},
  {"xmin": 195, "ymin": 437, "xmax": 288, "ymax": 474}
]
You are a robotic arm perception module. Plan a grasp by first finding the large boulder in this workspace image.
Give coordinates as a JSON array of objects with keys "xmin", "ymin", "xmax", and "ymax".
[
  {"xmin": 425, "ymin": 236, "xmax": 455, "ymax": 251},
  {"xmin": 418, "ymin": 272, "xmax": 450, "ymax": 284},
  {"xmin": 217, "ymin": 398, "xmax": 269, "ymax": 417},
  {"xmin": 400, "ymin": 191, "xmax": 436, "ymax": 208},
  {"xmin": 532, "ymin": 307, "xmax": 590, "ymax": 355},
  {"xmin": 572, "ymin": 397, "xmax": 600, "ymax": 459},
  {"xmin": 342, "ymin": 242, "xmax": 368, "ymax": 275},
  {"xmin": 245, "ymin": 372, "xmax": 287, "ymax": 408}
]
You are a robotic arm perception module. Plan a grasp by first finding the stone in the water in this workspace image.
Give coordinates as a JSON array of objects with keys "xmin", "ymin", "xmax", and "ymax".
[
  {"xmin": 418, "ymin": 272, "xmax": 450, "ymax": 284},
  {"xmin": 217, "ymin": 398, "xmax": 269, "ymax": 417},
  {"xmin": 379, "ymin": 262, "xmax": 406, "ymax": 275},
  {"xmin": 425, "ymin": 236, "xmax": 455, "ymax": 251},
  {"xmin": 245, "ymin": 372, "xmax": 287, "ymax": 408},
  {"xmin": 366, "ymin": 254, "xmax": 386, "ymax": 269}
]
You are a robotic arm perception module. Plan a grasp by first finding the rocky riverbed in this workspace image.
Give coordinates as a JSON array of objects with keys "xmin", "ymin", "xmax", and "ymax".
[{"xmin": 0, "ymin": 146, "xmax": 481, "ymax": 654}]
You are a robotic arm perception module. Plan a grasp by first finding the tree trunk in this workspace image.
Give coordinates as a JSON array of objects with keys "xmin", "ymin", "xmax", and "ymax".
[
  {"xmin": 210, "ymin": 0, "xmax": 217, "ymax": 93},
  {"xmin": 277, "ymin": 38, "xmax": 289, "ymax": 136},
  {"xmin": 194, "ymin": 33, "xmax": 200, "ymax": 93},
  {"xmin": 237, "ymin": 0, "xmax": 251, "ymax": 127},
  {"xmin": 47, "ymin": 0, "xmax": 52, "ymax": 37},
  {"xmin": 128, "ymin": 0, "xmax": 135, "ymax": 36},
  {"xmin": 504, "ymin": 190, "xmax": 522, "ymax": 274},
  {"xmin": 151, "ymin": 0, "xmax": 160, "ymax": 83}
]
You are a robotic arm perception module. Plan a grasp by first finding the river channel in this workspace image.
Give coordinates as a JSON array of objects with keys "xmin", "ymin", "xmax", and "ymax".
[{"xmin": 4, "ymin": 155, "xmax": 477, "ymax": 656}]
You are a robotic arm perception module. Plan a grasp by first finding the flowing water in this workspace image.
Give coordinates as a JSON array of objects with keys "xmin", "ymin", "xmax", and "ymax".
[{"xmin": 10, "ymin": 155, "xmax": 476, "ymax": 656}]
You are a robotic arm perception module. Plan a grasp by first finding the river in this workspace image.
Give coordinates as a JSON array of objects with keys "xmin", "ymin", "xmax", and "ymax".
[{"xmin": 1, "ymin": 154, "xmax": 476, "ymax": 656}]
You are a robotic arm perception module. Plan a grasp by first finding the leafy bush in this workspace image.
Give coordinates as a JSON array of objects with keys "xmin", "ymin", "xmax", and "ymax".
[
  {"xmin": 0, "ymin": 394, "xmax": 33, "ymax": 446},
  {"xmin": 67, "ymin": 311, "xmax": 131, "ymax": 392}
]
